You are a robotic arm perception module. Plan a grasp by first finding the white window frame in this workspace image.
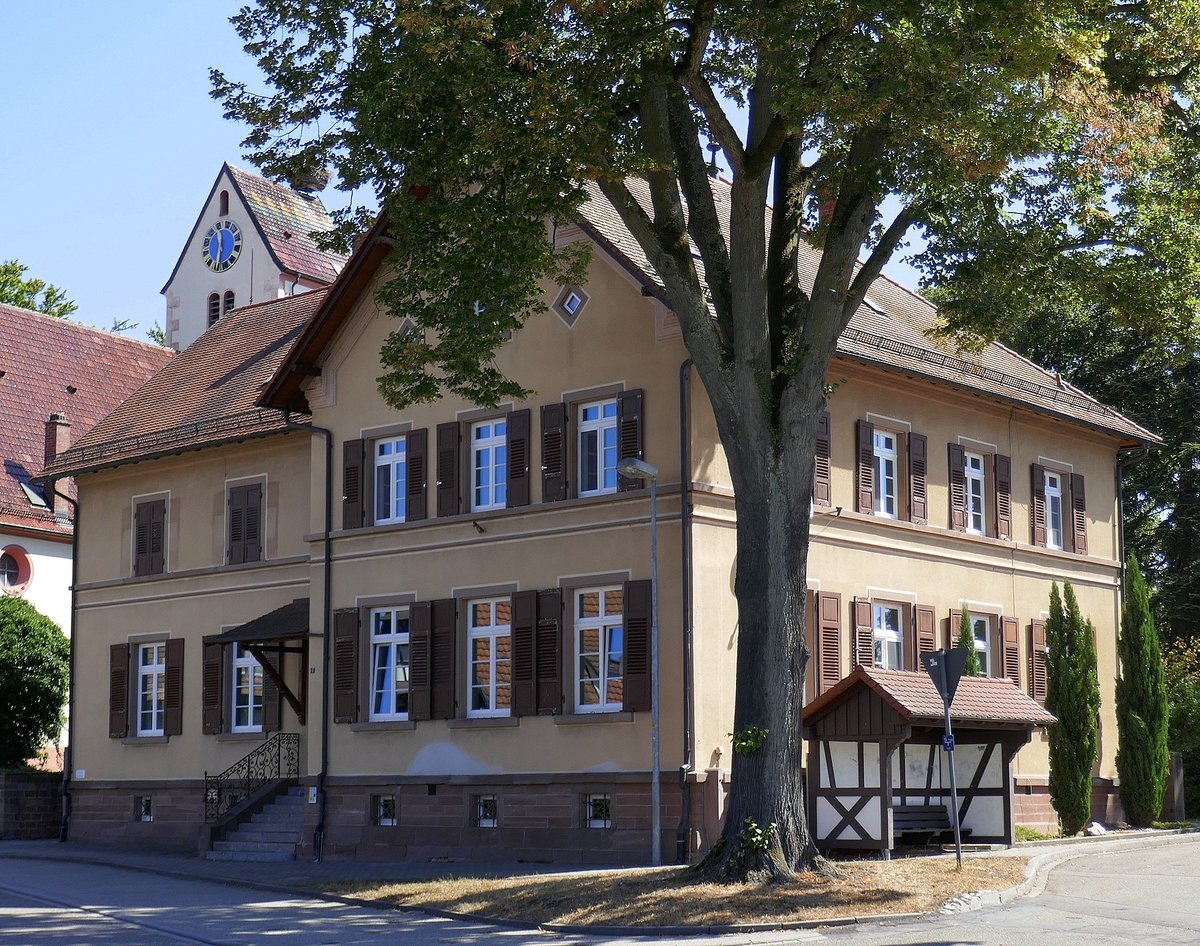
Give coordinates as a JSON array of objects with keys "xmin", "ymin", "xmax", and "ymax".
[
  {"xmin": 965, "ymin": 451, "xmax": 986, "ymax": 534},
  {"xmin": 577, "ymin": 398, "xmax": 619, "ymax": 497},
  {"xmin": 872, "ymin": 602, "xmax": 904, "ymax": 670},
  {"xmin": 1045, "ymin": 470, "xmax": 1064, "ymax": 550},
  {"xmin": 872, "ymin": 430, "xmax": 898, "ymax": 518},
  {"xmin": 969, "ymin": 613, "xmax": 993, "ymax": 677},
  {"xmin": 374, "ymin": 435, "xmax": 408, "ymax": 525},
  {"xmin": 137, "ymin": 642, "xmax": 167, "ymax": 737},
  {"xmin": 471, "ymin": 418, "xmax": 507, "ymax": 512},
  {"xmin": 369, "ymin": 607, "xmax": 411, "ymax": 721},
  {"xmin": 467, "ymin": 597, "xmax": 512, "ymax": 718},
  {"xmin": 575, "ymin": 586, "xmax": 625, "ymax": 713},
  {"xmin": 230, "ymin": 643, "xmax": 263, "ymax": 733}
]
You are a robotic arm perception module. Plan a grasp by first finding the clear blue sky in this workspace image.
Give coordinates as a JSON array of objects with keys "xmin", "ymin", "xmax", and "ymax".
[{"xmin": 3, "ymin": 6, "xmax": 920, "ymax": 339}]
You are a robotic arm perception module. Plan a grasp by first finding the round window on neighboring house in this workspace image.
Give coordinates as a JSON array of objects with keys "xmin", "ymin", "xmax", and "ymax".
[{"xmin": 0, "ymin": 546, "xmax": 32, "ymax": 595}]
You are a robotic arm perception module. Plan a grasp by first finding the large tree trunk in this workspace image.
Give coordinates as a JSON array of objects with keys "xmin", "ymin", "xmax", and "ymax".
[{"xmin": 698, "ymin": 365, "xmax": 831, "ymax": 880}]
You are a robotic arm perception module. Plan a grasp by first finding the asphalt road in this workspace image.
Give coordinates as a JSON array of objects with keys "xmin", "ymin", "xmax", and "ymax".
[{"xmin": 0, "ymin": 838, "xmax": 1196, "ymax": 946}]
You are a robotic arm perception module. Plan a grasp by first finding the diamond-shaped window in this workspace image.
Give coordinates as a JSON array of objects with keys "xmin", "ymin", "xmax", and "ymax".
[{"xmin": 554, "ymin": 286, "xmax": 589, "ymax": 326}]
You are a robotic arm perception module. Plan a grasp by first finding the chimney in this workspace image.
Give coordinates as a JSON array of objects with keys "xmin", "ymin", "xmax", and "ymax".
[{"xmin": 43, "ymin": 412, "xmax": 70, "ymax": 516}]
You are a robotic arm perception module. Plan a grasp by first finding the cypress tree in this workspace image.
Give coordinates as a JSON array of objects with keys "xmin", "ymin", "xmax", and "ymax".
[
  {"xmin": 1045, "ymin": 580, "xmax": 1101, "ymax": 835},
  {"xmin": 1116, "ymin": 556, "xmax": 1170, "ymax": 826},
  {"xmin": 956, "ymin": 609, "xmax": 983, "ymax": 676}
]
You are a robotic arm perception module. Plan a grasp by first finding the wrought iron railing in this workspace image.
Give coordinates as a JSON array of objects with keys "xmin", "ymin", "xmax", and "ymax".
[{"xmin": 204, "ymin": 732, "xmax": 300, "ymax": 823}]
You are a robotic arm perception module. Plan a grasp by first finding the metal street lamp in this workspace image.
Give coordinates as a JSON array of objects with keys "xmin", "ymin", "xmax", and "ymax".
[{"xmin": 615, "ymin": 456, "xmax": 661, "ymax": 867}]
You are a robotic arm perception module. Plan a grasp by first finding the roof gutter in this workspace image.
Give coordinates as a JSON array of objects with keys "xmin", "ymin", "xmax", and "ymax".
[{"xmin": 281, "ymin": 410, "xmax": 333, "ymax": 861}]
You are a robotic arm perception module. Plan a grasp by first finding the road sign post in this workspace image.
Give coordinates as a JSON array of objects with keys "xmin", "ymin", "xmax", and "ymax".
[{"xmin": 922, "ymin": 648, "xmax": 967, "ymax": 868}]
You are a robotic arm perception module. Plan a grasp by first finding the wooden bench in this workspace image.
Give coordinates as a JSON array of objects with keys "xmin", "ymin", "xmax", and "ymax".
[{"xmin": 892, "ymin": 804, "xmax": 972, "ymax": 841}]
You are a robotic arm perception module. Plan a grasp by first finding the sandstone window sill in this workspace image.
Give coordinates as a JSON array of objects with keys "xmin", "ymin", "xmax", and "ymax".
[{"xmin": 553, "ymin": 711, "xmax": 634, "ymax": 726}]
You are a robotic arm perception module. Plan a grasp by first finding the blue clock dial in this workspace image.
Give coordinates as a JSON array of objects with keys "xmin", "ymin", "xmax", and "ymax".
[{"xmin": 201, "ymin": 221, "xmax": 243, "ymax": 272}]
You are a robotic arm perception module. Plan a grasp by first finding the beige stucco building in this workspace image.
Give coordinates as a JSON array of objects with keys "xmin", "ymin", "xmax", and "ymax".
[{"xmin": 44, "ymin": 182, "xmax": 1157, "ymax": 862}]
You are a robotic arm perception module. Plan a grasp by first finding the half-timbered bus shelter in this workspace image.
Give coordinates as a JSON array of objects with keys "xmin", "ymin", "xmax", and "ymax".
[{"xmin": 804, "ymin": 667, "xmax": 1056, "ymax": 855}]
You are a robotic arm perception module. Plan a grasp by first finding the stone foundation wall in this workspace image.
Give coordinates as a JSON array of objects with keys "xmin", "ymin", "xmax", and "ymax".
[
  {"xmin": 66, "ymin": 781, "xmax": 205, "ymax": 852},
  {"xmin": 0, "ymin": 771, "xmax": 62, "ymax": 839},
  {"xmin": 1013, "ymin": 776, "xmax": 1125, "ymax": 834}
]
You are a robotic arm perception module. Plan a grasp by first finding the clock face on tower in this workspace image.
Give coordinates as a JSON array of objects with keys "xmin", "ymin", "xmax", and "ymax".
[{"xmin": 201, "ymin": 220, "xmax": 243, "ymax": 272}]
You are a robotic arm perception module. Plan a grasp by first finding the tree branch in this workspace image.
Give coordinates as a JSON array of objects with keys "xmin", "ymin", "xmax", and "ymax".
[
  {"xmin": 843, "ymin": 201, "xmax": 923, "ymax": 322},
  {"xmin": 681, "ymin": 74, "xmax": 747, "ymax": 175}
]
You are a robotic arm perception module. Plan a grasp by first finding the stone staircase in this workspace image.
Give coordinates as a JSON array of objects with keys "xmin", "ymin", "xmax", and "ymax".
[{"xmin": 206, "ymin": 785, "xmax": 306, "ymax": 862}]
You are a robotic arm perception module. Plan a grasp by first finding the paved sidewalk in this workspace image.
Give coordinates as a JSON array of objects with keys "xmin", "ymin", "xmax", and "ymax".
[{"xmin": 1, "ymin": 829, "xmax": 1197, "ymax": 936}]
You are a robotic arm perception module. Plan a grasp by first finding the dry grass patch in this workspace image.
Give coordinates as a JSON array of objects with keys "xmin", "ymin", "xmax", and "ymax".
[{"xmin": 323, "ymin": 854, "xmax": 1028, "ymax": 927}]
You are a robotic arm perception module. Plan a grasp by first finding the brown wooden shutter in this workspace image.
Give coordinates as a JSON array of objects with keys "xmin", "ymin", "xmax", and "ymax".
[
  {"xmin": 202, "ymin": 642, "xmax": 224, "ymax": 734},
  {"xmin": 163, "ymin": 638, "xmax": 184, "ymax": 736},
  {"xmin": 436, "ymin": 422, "xmax": 461, "ymax": 517},
  {"xmin": 506, "ymin": 408, "xmax": 531, "ymax": 508},
  {"xmin": 813, "ymin": 411, "xmax": 832, "ymax": 507},
  {"xmin": 134, "ymin": 499, "xmax": 166, "ymax": 576},
  {"xmin": 536, "ymin": 589, "xmax": 563, "ymax": 713},
  {"xmin": 244, "ymin": 484, "xmax": 262, "ymax": 562},
  {"xmin": 908, "ymin": 432, "xmax": 928, "ymax": 524},
  {"xmin": 1001, "ymin": 616, "xmax": 1020, "ymax": 683},
  {"xmin": 948, "ymin": 443, "xmax": 967, "ymax": 532},
  {"xmin": 949, "ymin": 609, "xmax": 963, "ymax": 651},
  {"xmin": 1031, "ymin": 463, "xmax": 1047, "ymax": 546},
  {"xmin": 805, "ymin": 592, "xmax": 817, "ymax": 704},
  {"xmin": 510, "ymin": 590, "xmax": 536, "ymax": 716},
  {"xmin": 227, "ymin": 484, "xmax": 262, "ymax": 564},
  {"xmin": 1029, "ymin": 620, "xmax": 1048, "ymax": 703},
  {"xmin": 993, "ymin": 454, "xmax": 1012, "ymax": 539},
  {"xmin": 430, "ymin": 598, "xmax": 457, "ymax": 719},
  {"xmin": 855, "ymin": 420, "xmax": 874, "ymax": 513},
  {"xmin": 342, "ymin": 439, "xmax": 365, "ymax": 529},
  {"xmin": 262, "ymin": 648, "xmax": 281, "ymax": 734},
  {"xmin": 332, "ymin": 608, "xmax": 360, "ymax": 723},
  {"xmin": 914, "ymin": 604, "xmax": 937, "ymax": 670},
  {"xmin": 1070, "ymin": 473, "xmax": 1088, "ymax": 554},
  {"xmin": 853, "ymin": 597, "xmax": 874, "ymax": 668},
  {"xmin": 109, "ymin": 643, "xmax": 129, "ymax": 738},
  {"xmin": 409, "ymin": 602, "xmax": 432, "ymax": 721},
  {"xmin": 624, "ymin": 579, "xmax": 651, "ymax": 712},
  {"xmin": 616, "ymin": 388, "xmax": 644, "ymax": 492},
  {"xmin": 406, "ymin": 428, "xmax": 428, "ymax": 522},
  {"xmin": 541, "ymin": 403, "xmax": 568, "ymax": 502},
  {"xmin": 816, "ymin": 591, "xmax": 842, "ymax": 692}
]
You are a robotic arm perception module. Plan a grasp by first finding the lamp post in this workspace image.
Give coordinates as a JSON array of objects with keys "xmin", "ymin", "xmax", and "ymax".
[{"xmin": 615, "ymin": 456, "xmax": 660, "ymax": 867}]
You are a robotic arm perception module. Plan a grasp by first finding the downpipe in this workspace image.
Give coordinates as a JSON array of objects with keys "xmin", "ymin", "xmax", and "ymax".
[
  {"xmin": 54, "ymin": 489, "xmax": 79, "ymax": 842},
  {"xmin": 676, "ymin": 359, "xmax": 695, "ymax": 863}
]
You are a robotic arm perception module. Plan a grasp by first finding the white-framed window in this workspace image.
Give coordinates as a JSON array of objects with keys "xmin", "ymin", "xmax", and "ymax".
[
  {"xmin": 374, "ymin": 435, "xmax": 407, "ymax": 524},
  {"xmin": 137, "ymin": 642, "xmax": 167, "ymax": 736},
  {"xmin": 473, "ymin": 793, "xmax": 499, "ymax": 828},
  {"xmin": 1045, "ymin": 470, "xmax": 1064, "ymax": 550},
  {"xmin": 369, "ymin": 607, "xmax": 411, "ymax": 721},
  {"xmin": 970, "ymin": 613, "xmax": 993, "ymax": 677},
  {"xmin": 372, "ymin": 794, "xmax": 397, "ymax": 827},
  {"xmin": 0, "ymin": 553, "xmax": 19, "ymax": 588},
  {"xmin": 468, "ymin": 598, "xmax": 512, "ymax": 717},
  {"xmin": 585, "ymin": 792, "xmax": 613, "ymax": 829},
  {"xmin": 872, "ymin": 430, "xmax": 898, "ymax": 517},
  {"xmin": 576, "ymin": 586, "xmax": 624, "ymax": 713},
  {"xmin": 577, "ymin": 399, "xmax": 618, "ymax": 496},
  {"xmin": 872, "ymin": 603, "xmax": 904, "ymax": 669},
  {"xmin": 965, "ymin": 452, "xmax": 986, "ymax": 534},
  {"xmin": 471, "ymin": 419, "xmax": 507, "ymax": 512},
  {"xmin": 230, "ymin": 643, "xmax": 263, "ymax": 733}
]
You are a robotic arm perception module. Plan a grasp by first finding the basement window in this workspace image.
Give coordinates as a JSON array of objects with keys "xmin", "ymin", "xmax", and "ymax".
[
  {"xmin": 134, "ymin": 796, "xmax": 153, "ymax": 822},
  {"xmin": 585, "ymin": 792, "xmax": 612, "ymax": 829},
  {"xmin": 372, "ymin": 794, "xmax": 397, "ymax": 827}
]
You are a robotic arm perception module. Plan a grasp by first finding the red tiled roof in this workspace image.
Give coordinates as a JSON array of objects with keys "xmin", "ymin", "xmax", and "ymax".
[
  {"xmin": 804, "ymin": 666, "xmax": 1057, "ymax": 727},
  {"xmin": 0, "ymin": 305, "xmax": 173, "ymax": 535},
  {"xmin": 42, "ymin": 290, "xmax": 328, "ymax": 479},
  {"xmin": 227, "ymin": 165, "xmax": 346, "ymax": 284}
]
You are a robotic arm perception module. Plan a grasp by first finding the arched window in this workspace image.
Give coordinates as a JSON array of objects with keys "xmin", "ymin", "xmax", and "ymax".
[
  {"xmin": 208, "ymin": 293, "xmax": 221, "ymax": 326},
  {"xmin": 223, "ymin": 291, "xmax": 236, "ymax": 315},
  {"xmin": 219, "ymin": 190, "xmax": 229, "ymax": 216}
]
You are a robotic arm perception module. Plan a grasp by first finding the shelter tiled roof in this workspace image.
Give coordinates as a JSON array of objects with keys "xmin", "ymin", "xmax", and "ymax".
[
  {"xmin": 227, "ymin": 165, "xmax": 346, "ymax": 284},
  {"xmin": 0, "ymin": 305, "xmax": 173, "ymax": 535},
  {"xmin": 204, "ymin": 598, "xmax": 310, "ymax": 645},
  {"xmin": 42, "ymin": 290, "xmax": 328, "ymax": 479},
  {"xmin": 577, "ymin": 179, "xmax": 1158, "ymax": 445},
  {"xmin": 804, "ymin": 666, "xmax": 1057, "ymax": 728}
]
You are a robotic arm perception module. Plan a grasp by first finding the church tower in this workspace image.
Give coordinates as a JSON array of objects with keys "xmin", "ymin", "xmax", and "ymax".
[{"xmin": 161, "ymin": 163, "xmax": 346, "ymax": 350}]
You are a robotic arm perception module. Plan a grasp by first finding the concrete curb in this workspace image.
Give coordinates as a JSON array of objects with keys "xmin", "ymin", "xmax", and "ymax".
[{"xmin": 2, "ymin": 829, "xmax": 1197, "ymax": 939}]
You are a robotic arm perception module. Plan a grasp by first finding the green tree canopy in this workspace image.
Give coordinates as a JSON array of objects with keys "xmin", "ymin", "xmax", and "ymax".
[
  {"xmin": 1046, "ymin": 581, "xmax": 1101, "ymax": 835},
  {"xmin": 0, "ymin": 597, "xmax": 69, "ymax": 769},
  {"xmin": 0, "ymin": 261, "xmax": 77, "ymax": 319},
  {"xmin": 215, "ymin": 0, "xmax": 1200, "ymax": 877}
]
